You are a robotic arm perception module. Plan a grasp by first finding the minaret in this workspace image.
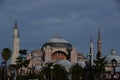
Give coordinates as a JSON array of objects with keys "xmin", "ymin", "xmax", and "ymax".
[
  {"xmin": 89, "ymin": 36, "xmax": 94, "ymax": 66},
  {"xmin": 11, "ymin": 21, "xmax": 20, "ymax": 64},
  {"xmin": 97, "ymin": 29, "xmax": 102, "ymax": 59}
]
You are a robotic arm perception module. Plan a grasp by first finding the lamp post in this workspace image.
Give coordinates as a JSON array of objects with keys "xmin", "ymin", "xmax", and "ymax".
[
  {"xmin": 111, "ymin": 58, "xmax": 117, "ymax": 80},
  {"xmin": 1, "ymin": 61, "xmax": 6, "ymax": 80},
  {"xmin": 50, "ymin": 66, "xmax": 53, "ymax": 80}
]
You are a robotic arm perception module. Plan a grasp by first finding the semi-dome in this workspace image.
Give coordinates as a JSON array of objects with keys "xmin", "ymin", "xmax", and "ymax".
[
  {"xmin": 48, "ymin": 36, "xmax": 69, "ymax": 43},
  {"xmin": 105, "ymin": 49, "xmax": 120, "ymax": 63}
]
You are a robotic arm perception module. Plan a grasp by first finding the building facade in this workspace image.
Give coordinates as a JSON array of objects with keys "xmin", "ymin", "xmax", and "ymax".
[{"xmin": 29, "ymin": 36, "xmax": 80, "ymax": 67}]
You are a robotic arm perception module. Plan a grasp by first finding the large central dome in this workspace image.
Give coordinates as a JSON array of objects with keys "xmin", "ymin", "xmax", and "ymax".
[
  {"xmin": 48, "ymin": 36, "xmax": 69, "ymax": 43},
  {"xmin": 42, "ymin": 36, "xmax": 72, "ymax": 48}
]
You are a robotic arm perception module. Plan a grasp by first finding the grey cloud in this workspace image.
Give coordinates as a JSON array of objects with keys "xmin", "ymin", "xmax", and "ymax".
[{"xmin": 0, "ymin": 0, "xmax": 120, "ymax": 63}]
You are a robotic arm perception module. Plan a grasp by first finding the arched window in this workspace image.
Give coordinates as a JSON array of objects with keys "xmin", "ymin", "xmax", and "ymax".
[{"xmin": 51, "ymin": 51, "xmax": 67, "ymax": 61}]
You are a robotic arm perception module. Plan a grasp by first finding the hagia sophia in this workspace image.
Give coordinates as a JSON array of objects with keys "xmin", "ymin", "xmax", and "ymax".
[
  {"xmin": 11, "ymin": 21, "xmax": 86, "ymax": 66},
  {"xmin": 10, "ymin": 21, "xmax": 120, "ymax": 79}
]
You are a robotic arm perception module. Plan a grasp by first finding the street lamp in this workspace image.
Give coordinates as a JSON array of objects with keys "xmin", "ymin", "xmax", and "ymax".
[
  {"xmin": 111, "ymin": 58, "xmax": 117, "ymax": 80},
  {"xmin": 50, "ymin": 66, "xmax": 54, "ymax": 80},
  {"xmin": 1, "ymin": 61, "xmax": 6, "ymax": 80}
]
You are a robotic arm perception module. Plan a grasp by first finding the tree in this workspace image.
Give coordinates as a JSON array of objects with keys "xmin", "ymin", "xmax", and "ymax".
[
  {"xmin": 15, "ymin": 49, "xmax": 30, "ymax": 80},
  {"xmin": 38, "ymin": 63, "xmax": 53, "ymax": 80},
  {"xmin": 83, "ymin": 61, "xmax": 94, "ymax": 80},
  {"xmin": 15, "ymin": 56, "xmax": 23, "ymax": 70},
  {"xmin": 83, "ymin": 55, "xmax": 107, "ymax": 80},
  {"xmin": 53, "ymin": 64, "xmax": 69, "ymax": 80},
  {"xmin": 38, "ymin": 63, "xmax": 69, "ymax": 80},
  {"xmin": 16, "ymin": 49, "xmax": 29, "ymax": 68},
  {"xmin": 94, "ymin": 56, "xmax": 107, "ymax": 80},
  {"xmin": 1, "ymin": 48, "xmax": 12, "ymax": 80},
  {"xmin": 69, "ymin": 63, "xmax": 83, "ymax": 80},
  {"xmin": 1, "ymin": 48, "xmax": 12, "ymax": 64}
]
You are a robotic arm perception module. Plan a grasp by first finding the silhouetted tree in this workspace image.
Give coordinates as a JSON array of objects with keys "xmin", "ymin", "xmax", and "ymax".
[
  {"xmin": 69, "ymin": 63, "xmax": 83, "ymax": 80},
  {"xmin": 94, "ymin": 56, "xmax": 107, "ymax": 80},
  {"xmin": 15, "ymin": 49, "xmax": 30, "ymax": 80},
  {"xmin": 1, "ymin": 48, "xmax": 12, "ymax": 80},
  {"xmin": 38, "ymin": 63, "xmax": 69, "ymax": 80},
  {"xmin": 82, "ymin": 61, "xmax": 95, "ymax": 80},
  {"xmin": 1, "ymin": 48, "xmax": 12, "ymax": 64},
  {"xmin": 53, "ymin": 64, "xmax": 69, "ymax": 80}
]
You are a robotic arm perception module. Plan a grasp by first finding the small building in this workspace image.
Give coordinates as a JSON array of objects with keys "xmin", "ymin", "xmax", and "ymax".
[
  {"xmin": 103, "ymin": 49, "xmax": 120, "ymax": 80},
  {"xmin": 105, "ymin": 49, "xmax": 120, "ymax": 72}
]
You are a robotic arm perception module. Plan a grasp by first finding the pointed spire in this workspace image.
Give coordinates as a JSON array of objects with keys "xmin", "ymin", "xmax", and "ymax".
[
  {"xmin": 90, "ymin": 36, "xmax": 93, "ymax": 43},
  {"xmin": 14, "ymin": 20, "xmax": 20, "ymax": 38},
  {"xmin": 97, "ymin": 28, "xmax": 102, "ymax": 59},
  {"xmin": 98, "ymin": 28, "xmax": 101, "ymax": 41},
  {"xmin": 14, "ymin": 20, "xmax": 18, "ymax": 29}
]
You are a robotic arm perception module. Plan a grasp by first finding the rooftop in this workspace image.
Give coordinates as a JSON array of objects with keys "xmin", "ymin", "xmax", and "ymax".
[{"xmin": 48, "ymin": 36, "xmax": 69, "ymax": 43}]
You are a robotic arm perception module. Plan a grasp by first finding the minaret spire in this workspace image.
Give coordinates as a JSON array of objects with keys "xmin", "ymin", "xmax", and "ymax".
[
  {"xmin": 14, "ymin": 20, "xmax": 18, "ymax": 29},
  {"xmin": 11, "ymin": 21, "xmax": 20, "ymax": 64},
  {"xmin": 89, "ymin": 36, "xmax": 94, "ymax": 66},
  {"xmin": 97, "ymin": 29, "xmax": 102, "ymax": 59}
]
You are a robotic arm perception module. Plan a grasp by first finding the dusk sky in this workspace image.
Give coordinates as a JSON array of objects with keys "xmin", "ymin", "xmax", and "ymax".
[{"xmin": 0, "ymin": 0, "xmax": 120, "ymax": 63}]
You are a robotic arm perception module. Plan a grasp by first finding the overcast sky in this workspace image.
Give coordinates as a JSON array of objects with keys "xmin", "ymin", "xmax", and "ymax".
[{"xmin": 0, "ymin": 0, "xmax": 120, "ymax": 63}]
